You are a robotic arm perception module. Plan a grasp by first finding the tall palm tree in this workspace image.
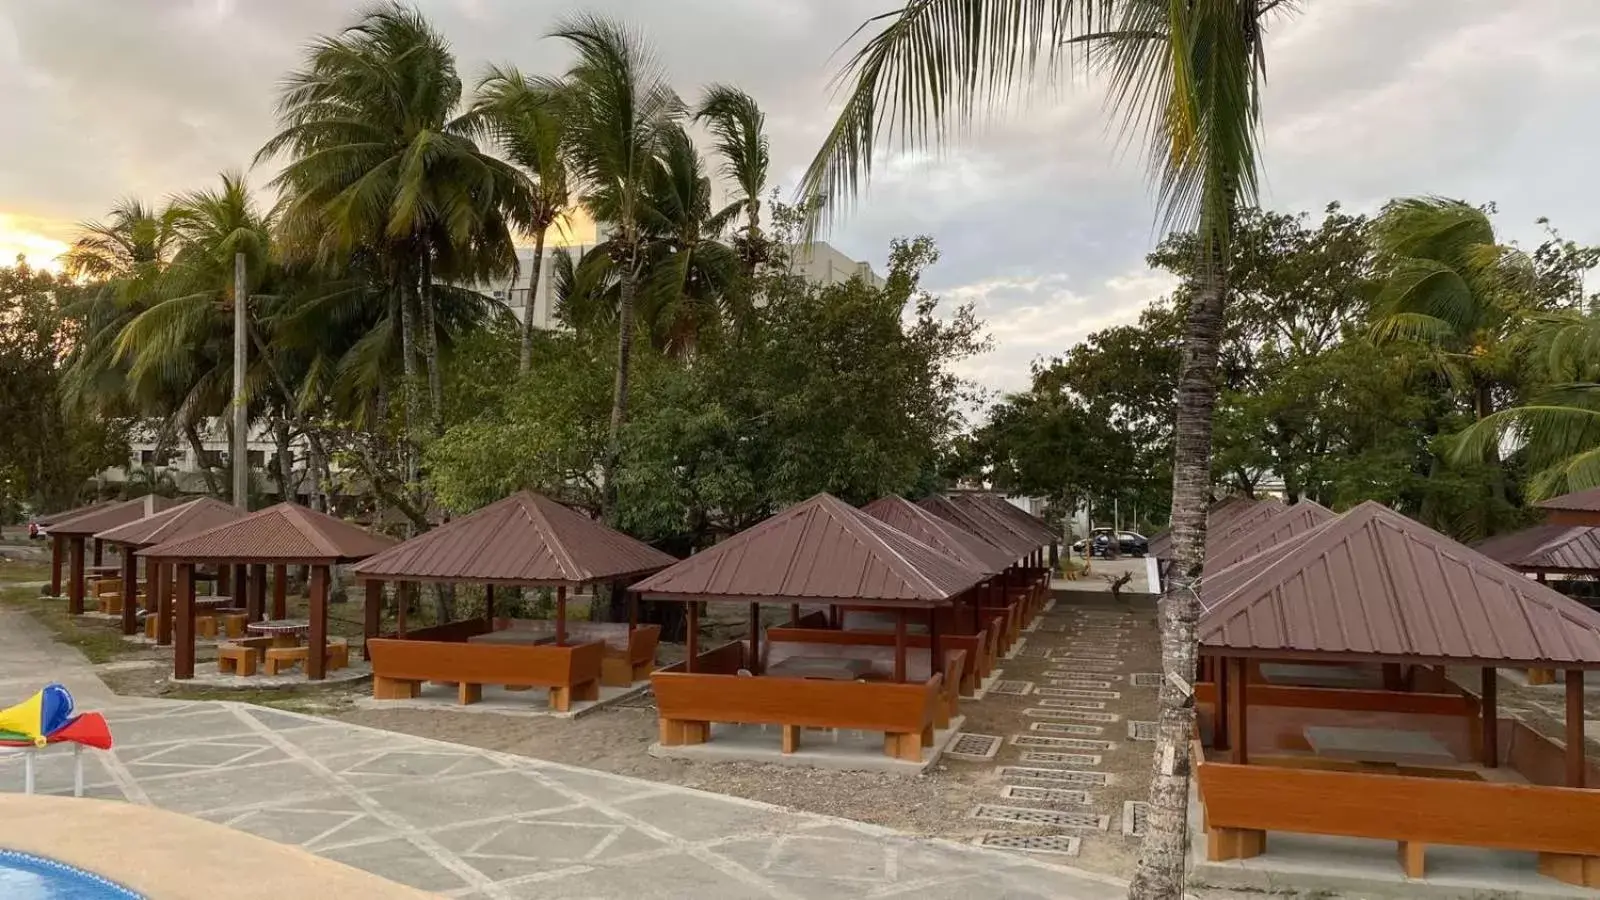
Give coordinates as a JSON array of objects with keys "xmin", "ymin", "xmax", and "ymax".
[
  {"xmin": 257, "ymin": 3, "xmax": 524, "ymax": 459},
  {"xmin": 1369, "ymin": 197, "xmax": 1536, "ymax": 419},
  {"xmin": 546, "ymin": 13, "xmax": 683, "ymax": 522},
  {"xmin": 798, "ymin": 3, "xmax": 1295, "ymax": 894},
  {"xmin": 694, "ymin": 85, "xmax": 770, "ymax": 271},
  {"xmin": 471, "ymin": 64, "xmax": 573, "ymax": 375}
]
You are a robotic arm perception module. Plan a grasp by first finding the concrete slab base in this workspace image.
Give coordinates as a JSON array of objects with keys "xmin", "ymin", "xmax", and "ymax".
[
  {"xmin": 973, "ymin": 670, "xmax": 1007, "ymax": 699},
  {"xmin": 174, "ymin": 660, "xmax": 374, "ymax": 689},
  {"xmin": 1186, "ymin": 783, "xmax": 1595, "ymax": 899},
  {"xmin": 351, "ymin": 679, "xmax": 649, "ymax": 720},
  {"xmin": 649, "ymin": 715, "xmax": 966, "ymax": 774}
]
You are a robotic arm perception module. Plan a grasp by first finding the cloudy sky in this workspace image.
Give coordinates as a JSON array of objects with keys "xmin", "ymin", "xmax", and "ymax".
[{"xmin": 3, "ymin": 1, "xmax": 1598, "ymax": 397}]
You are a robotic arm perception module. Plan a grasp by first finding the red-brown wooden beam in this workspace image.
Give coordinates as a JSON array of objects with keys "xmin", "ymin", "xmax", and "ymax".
[
  {"xmin": 230, "ymin": 563, "xmax": 247, "ymax": 610},
  {"xmin": 174, "ymin": 563, "xmax": 195, "ymax": 679},
  {"xmin": 271, "ymin": 564, "xmax": 288, "ymax": 620},
  {"xmin": 49, "ymin": 535, "xmax": 63, "ymax": 596},
  {"xmin": 555, "ymin": 585, "xmax": 567, "ymax": 646},
  {"xmin": 1482, "ymin": 667, "xmax": 1499, "ymax": 768},
  {"xmin": 894, "ymin": 609, "xmax": 908, "ymax": 683},
  {"xmin": 686, "ymin": 602, "xmax": 700, "ymax": 673},
  {"xmin": 152, "ymin": 560, "xmax": 171, "ymax": 645},
  {"xmin": 929, "ymin": 610, "xmax": 942, "ymax": 678},
  {"xmin": 748, "ymin": 601, "xmax": 761, "ymax": 675},
  {"xmin": 119, "ymin": 548, "xmax": 138, "ymax": 635},
  {"xmin": 249, "ymin": 564, "xmax": 267, "ymax": 621},
  {"xmin": 363, "ymin": 579, "xmax": 382, "ymax": 660},
  {"xmin": 92, "ymin": 538, "xmax": 103, "ymax": 568},
  {"xmin": 1568, "ymin": 669, "xmax": 1586, "ymax": 788},
  {"xmin": 396, "ymin": 581, "xmax": 408, "ymax": 636},
  {"xmin": 307, "ymin": 565, "xmax": 328, "ymax": 680},
  {"xmin": 67, "ymin": 536, "xmax": 85, "ymax": 615},
  {"xmin": 1215, "ymin": 655, "xmax": 1230, "ymax": 752},
  {"xmin": 1227, "ymin": 656, "xmax": 1248, "ymax": 765}
]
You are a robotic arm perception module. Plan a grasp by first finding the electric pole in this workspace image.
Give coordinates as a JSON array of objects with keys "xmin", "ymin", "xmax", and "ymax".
[{"xmin": 232, "ymin": 252, "xmax": 249, "ymax": 509}]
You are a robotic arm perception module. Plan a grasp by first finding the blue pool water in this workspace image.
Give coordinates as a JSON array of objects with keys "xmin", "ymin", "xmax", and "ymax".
[{"xmin": 0, "ymin": 851, "xmax": 143, "ymax": 899}]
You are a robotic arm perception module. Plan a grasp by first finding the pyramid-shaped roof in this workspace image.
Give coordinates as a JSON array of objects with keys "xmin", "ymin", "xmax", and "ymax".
[
  {"xmin": 947, "ymin": 493, "xmax": 1057, "ymax": 545},
  {"xmin": 35, "ymin": 500, "xmax": 117, "ymax": 527},
  {"xmin": 95, "ymin": 497, "xmax": 249, "ymax": 547},
  {"xmin": 1475, "ymin": 523, "xmax": 1600, "ymax": 573},
  {"xmin": 917, "ymin": 494, "xmax": 1031, "ymax": 559},
  {"xmin": 139, "ymin": 502, "xmax": 395, "ymax": 563},
  {"xmin": 1205, "ymin": 500, "xmax": 1336, "ymax": 573},
  {"xmin": 632, "ymin": 493, "xmax": 985, "ymax": 606},
  {"xmin": 944, "ymin": 493, "xmax": 1047, "ymax": 552},
  {"xmin": 47, "ymin": 496, "xmax": 178, "ymax": 536},
  {"xmin": 1538, "ymin": 486, "xmax": 1600, "ymax": 514},
  {"xmin": 1200, "ymin": 501, "xmax": 1600, "ymax": 666},
  {"xmin": 861, "ymin": 495, "xmax": 1012, "ymax": 574},
  {"xmin": 1149, "ymin": 495, "xmax": 1261, "ymax": 559},
  {"xmin": 351, "ymin": 491, "xmax": 676, "ymax": 585}
]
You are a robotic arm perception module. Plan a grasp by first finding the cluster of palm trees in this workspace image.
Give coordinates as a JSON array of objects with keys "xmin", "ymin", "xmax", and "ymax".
[{"xmin": 60, "ymin": 5, "xmax": 773, "ymax": 525}]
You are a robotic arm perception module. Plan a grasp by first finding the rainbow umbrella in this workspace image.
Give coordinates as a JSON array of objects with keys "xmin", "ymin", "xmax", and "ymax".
[{"xmin": 0, "ymin": 683, "xmax": 112, "ymax": 750}]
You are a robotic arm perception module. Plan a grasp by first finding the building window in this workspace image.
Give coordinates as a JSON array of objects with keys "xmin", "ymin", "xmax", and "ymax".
[
  {"xmin": 247, "ymin": 450, "xmax": 266, "ymax": 468},
  {"xmin": 200, "ymin": 450, "xmax": 225, "ymax": 469},
  {"xmin": 139, "ymin": 450, "xmax": 154, "ymax": 466}
]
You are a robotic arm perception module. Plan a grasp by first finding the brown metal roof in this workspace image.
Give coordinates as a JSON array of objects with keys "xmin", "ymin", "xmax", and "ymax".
[
  {"xmin": 631, "ymin": 493, "xmax": 985, "ymax": 606},
  {"xmin": 949, "ymin": 492, "xmax": 1058, "ymax": 545},
  {"xmin": 1200, "ymin": 501, "xmax": 1600, "ymax": 667},
  {"xmin": 917, "ymin": 494, "xmax": 1032, "ymax": 560},
  {"xmin": 351, "ymin": 491, "xmax": 676, "ymax": 585},
  {"xmin": 1475, "ymin": 524, "xmax": 1600, "ymax": 573},
  {"xmin": 1199, "ymin": 526, "xmax": 1330, "ymax": 612},
  {"xmin": 139, "ymin": 502, "xmax": 395, "ymax": 563},
  {"xmin": 944, "ymin": 493, "xmax": 1049, "ymax": 552},
  {"xmin": 1148, "ymin": 495, "xmax": 1261, "ymax": 559},
  {"xmin": 47, "ymin": 496, "xmax": 179, "ymax": 536},
  {"xmin": 94, "ymin": 497, "xmax": 249, "ymax": 548},
  {"xmin": 860, "ymin": 495, "xmax": 1012, "ymax": 575},
  {"xmin": 35, "ymin": 500, "xmax": 117, "ymax": 527},
  {"xmin": 1205, "ymin": 500, "xmax": 1336, "ymax": 573},
  {"xmin": 1537, "ymin": 487, "xmax": 1600, "ymax": 513}
]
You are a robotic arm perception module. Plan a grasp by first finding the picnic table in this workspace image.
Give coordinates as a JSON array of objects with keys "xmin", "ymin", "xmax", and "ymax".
[
  {"xmin": 193, "ymin": 595, "xmax": 235, "ymax": 610},
  {"xmin": 247, "ymin": 619, "xmax": 310, "ymax": 648},
  {"xmin": 1303, "ymin": 725, "xmax": 1456, "ymax": 766},
  {"xmin": 467, "ymin": 631, "xmax": 556, "ymax": 646},
  {"xmin": 767, "ymin": 656, "xmax": 873, "ymax": 681}
]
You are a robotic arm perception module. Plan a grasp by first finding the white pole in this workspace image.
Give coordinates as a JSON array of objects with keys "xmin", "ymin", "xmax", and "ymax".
[{"xmin": 232, "ymin": 252, "xmax": 249, "ymax": 509}]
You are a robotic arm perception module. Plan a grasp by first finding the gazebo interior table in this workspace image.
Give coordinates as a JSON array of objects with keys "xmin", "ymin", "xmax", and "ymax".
[
  {"xmin": 1189, "ymin": 502, "xmax": 1600, "ymax": 889},
  {"xmin": 635, "ymin": 493, "xmax": 995, "ymax": 763},
  {"xmin": 93, "ymin": 496, "xmax": 250, "ymax": 639},
  {"xmin": 353, "ymin": 491, "xmax": 676, "ymax": 712}
]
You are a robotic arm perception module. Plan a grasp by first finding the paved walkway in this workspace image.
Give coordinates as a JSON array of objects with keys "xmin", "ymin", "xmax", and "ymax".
[{"xmin": 0, "ymin": 607, "xmax": 1125, "ymax": 898}]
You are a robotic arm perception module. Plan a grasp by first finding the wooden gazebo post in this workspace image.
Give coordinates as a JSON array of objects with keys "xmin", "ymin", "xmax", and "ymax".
[
  {"xmin": 67, "ymin": 536, "xmax": 85, "ymax": 614},
  {"xmin": 362, "ymin": 579, "xmax": 383, "ymax": 658},
  {"xmin": 152, "ymin": 559, "xmax": 171, "ymax": 645},
  {"xmin": 92, "ymin": 538, "xmax": 103, "ymax": 568},
  {"xmin": 174, "ymin": 563, "xmax": 196, "ymax": 679},
  {"xmin": 1226, "ymin": 656, "xmax": 1248, "ymax": 765},
  {"xmin": 555, "ymin": 586, "xmax": 567, "ymax": 646},
  {"xmin": 1568, "ymin": 670, "xmax": 1586, "ymax": 788},
  {"xmin": 49, "ymin": 534, "xmax": 64, "ymax": 596},
  {"xmin": 308, "ymin": 565, "xmax": 329, "ymax": 680},
  {"xmin": 272, "ymin": 565, "xmax": 288, "ymax": 619},
  {"xmin": 119, "ymin": 548, "xmax": 138, "ymax": 635},
  {"xmin": 1481, "ymin": 667, "xmax": 1499, "ymax": 768},
  {"xmin": 249, "ymin": 565, "xmax": 267, "ymax": 621},
  {"xmin": 748, "ymin": 602, "xmax": 762, "ymax": 674}
]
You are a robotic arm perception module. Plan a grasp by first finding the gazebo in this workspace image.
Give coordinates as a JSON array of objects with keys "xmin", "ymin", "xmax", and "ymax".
[
  {"xmin": 945, "ymin": 491, "xmax": 1059, "ymax": 567},
  {"xmin": 353, "ymin": 490, "xmax": 677, "ymax": 708},
  {"xmin": 1537, "ymin": 486, "xmax": 1600, "ymax": 527},
  {"xmin": 1147, "ymin": 494, "xmax": 1262, "ymax": 560},
  {"xmin": 917, "ymin": 493, "xmax": 1048, "ymax": 633},
  {"xmin": 1203, "ymin": 499, "xmax": 1335, "ymax": 574},
  {"xmin": 1194, "ymin": 502, "xmax": 1600, "ymax": 888},
  {"xmin": 1476, "ymin": 523, "xmax": 1600, "ymax": 581},
  {"xmin": 45, "ymin": 496, "xmax": 176, "ymax": 614},
  {"xmin": 36, "ymin": 500, "xmax": 115, "ymax": 597},
  {"xmin": 633, "ymin": 493, "xmax": 984, "ymax": 761},
  {"xmin": 139, "ymin": 503, "xmax": 395, "ymax": 681},
  {"xmin": 92, "ymin": 497, "xmax": 248, "ymax": 637}
]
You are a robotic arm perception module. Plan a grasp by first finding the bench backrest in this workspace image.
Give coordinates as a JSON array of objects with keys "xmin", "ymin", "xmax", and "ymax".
[{"xmin": 367, "ymin": 637, "xmax": 603, "ymax": 686}]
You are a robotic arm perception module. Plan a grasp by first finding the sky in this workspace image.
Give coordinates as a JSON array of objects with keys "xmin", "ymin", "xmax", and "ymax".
[{"xmin": 3, "ymin": 0, "xmax": 1599, "ymax": 397}]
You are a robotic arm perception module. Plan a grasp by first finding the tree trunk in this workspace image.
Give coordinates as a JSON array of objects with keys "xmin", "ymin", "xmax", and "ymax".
[
  {"xmin": 419, "ymin": 250, "xmax": 444, "ymax": 437},
  {"xmin": 601, "ymin": 239, "xmax": 640, "ymax": 526},
  {"xmin": 274, "ymin": 421, "xmax": 294, "ymax": 502},
  {"xmin": 397, "ymin": 265, "xmax": 422, "ymax": 494},
  {"xmin": 1127, "ymin": 259, "xmax": 1229, "ymax": 899},
  {"xmin": 519, "ymin": 229, "xmax": 548, "ymax": 376},
  {"xmin": 184, "ymin": 425, "xmax": 221, "ymax": 497}
]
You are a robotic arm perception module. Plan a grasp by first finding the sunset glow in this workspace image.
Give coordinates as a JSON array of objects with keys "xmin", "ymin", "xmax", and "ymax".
[{"xmin": 0, "ymin": 214, "xmax": 69, "ymax": 272}]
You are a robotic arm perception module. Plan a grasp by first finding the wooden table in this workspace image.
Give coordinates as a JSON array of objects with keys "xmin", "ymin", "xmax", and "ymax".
[
  {"xmin": 1303, "ymin": 725, "xmax": 1456, "ymax": 765},
  {"xmin": 247, "ymin": 619, "xmax": 310, "ymax": 648},
  {"xmin": 194, "ymin": 595, "xmax": 235, "ymax": 611},
  {"xmin": 767, "ymin": 656, "xmax": 873, "ymax": 681}
]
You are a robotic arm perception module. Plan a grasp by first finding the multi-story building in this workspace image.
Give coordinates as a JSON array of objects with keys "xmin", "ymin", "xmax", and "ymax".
[
  {"xmin": 784, "ymin": 241, "xmax": 885, "ymax": 290},
  {"xmin": 100, "ymin": 422, "xmax": 316, "ymax": 499}
]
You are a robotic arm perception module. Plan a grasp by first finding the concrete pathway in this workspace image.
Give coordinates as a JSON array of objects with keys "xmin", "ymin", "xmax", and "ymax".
[{"xmin": 0, "ymin": 607, "xmax": 1125, "ymax": 898}]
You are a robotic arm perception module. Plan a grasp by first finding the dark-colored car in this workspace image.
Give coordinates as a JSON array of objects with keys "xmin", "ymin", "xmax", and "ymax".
[{"xmin": 1072, "ymin": 529, "xmax": 1148, "ymax": 558}]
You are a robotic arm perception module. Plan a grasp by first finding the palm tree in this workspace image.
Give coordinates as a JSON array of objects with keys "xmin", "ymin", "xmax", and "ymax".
[
  {"xmin": 798, "ymin": 3, "xmax": 1295, "ymax": 894},
  {"xmin": 694, "ymin": 85, "xmax": 770, "ymax": 271},
  {"xmin": 257, "ymin": 3, "xmax": 524, "ymax": 458},
  {"xmin": 546, "ymin": 13, "xmax": 683, "ymax": 522},
  {"xmin": 1369, "ymin": 197, "xmax": 1536, "ymax": 419},
  {"xmin": 471, "ymin": 65, "xmax": 573, "ymax": 375}
]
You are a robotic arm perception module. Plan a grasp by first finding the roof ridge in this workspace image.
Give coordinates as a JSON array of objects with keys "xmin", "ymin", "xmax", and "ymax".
[
  {"xmin": 818, "ymin": 495, "xmax": 944, "ymax": 598},
  {"xmin": 280, "ymin": 503, "xmax": 343, "ymax": 557},
  {"xmin": 520, "ymin": 493, "xmax": 585, "ymax": 581}
]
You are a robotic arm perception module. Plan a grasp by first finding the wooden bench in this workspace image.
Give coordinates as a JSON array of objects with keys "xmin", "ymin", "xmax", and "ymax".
[
  {"xmin": 366, "ymin": 637, "xmax": 604, "ymax": 712},
  {"xmin": 762, "ymin": 639, "xmax": 963, "ymax": 724},
  {"xmin": 766, "ymin": 625, "xmax": 988, "ymax": 697},
  {"xmin": 263, "ymin": 639, "xmax": 348, "ymax": 676},
  {"xmin": 654, "ymin": 642, "xmax": 946, "ymax": 762},
  {"xmin": 220, "ymin": 612, "xmax": 248, "ymax": 639},
  {"xmin": 494, "ymin": 620, "xmax": 661, "ymax": 687},
  {"xmin": 217, "ymin": 643, "xmax": 259, "ymax": 676}
]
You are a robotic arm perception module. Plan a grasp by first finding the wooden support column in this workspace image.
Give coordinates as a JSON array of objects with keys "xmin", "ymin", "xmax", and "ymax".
[
  {"xmin": 828, "ymin": 604, "xmax": 839, "ymax": 628},
  {"xmin": 230, "ymin": 563, "xmax": 247, "ymax": 609},
  {"xmin": 174, "ymin": 563, "xmax": 195, "ymax": 679},
  {"xmin": 363, "ymin": 580, "xmax": 382, "ymax": 659},
  {"xmin": 748, "ymin": 602, "xmax": 761, "ymax": 674},
  {"xmin": 307, "ymin": 565, "xmax": 328, "ymax": 680},
  {"xmin": 627, "ymin": 589, "xmax": 638, "ymax": 631},
  {"xmin": 894, "ymin": 608, "xmax": 908, "ymax": 683},
  {"xmin": 483, "ymin": 584, "xmax": 495, "ymax": 623},
  {"xmin": 685, "ymin": 602, "xmax": 699, "ymax": 673},
  {"xmin": 555, "ymin": 586, "xmax": 567, "ymax": 646},
  {"xmin": 929, "ymin": 610, "xmax": 943, "ymax": 678},
  {"xmin": 789, "ymin": 603, "xmax": 801, "ymax": 625},
  {"xmin": 249, "ymin": 564, "xmax": 266, "ymax": 621},
  {"xmin": 396, "ymin": 582, "xmax": 408, "ymax": 636},
  {"xmin": 217, "ymin": 564, "xmax": 230, "ymax": 596},
  {"xmin": 1481, "ymin": 667, "xmax": 1499, "ymax": 768},
  {"xmin": 271, "ymin": 564, "xmax": 287, "ymax": 619},
  {"xmin": 972, "ymin": 587, "xmax": 984, "ymax": 633},
  {"xmin": 1537, "ymin": 571, "xmax": 1548, "ymax": 584},
  {"xmin": 1049, "ymin": 542, "xmax": 1059, "ymax": 570},
  {"xmin": 1214, "ymin": 655, "xmax": 1229, "ymax": 752},
  {"xmin": 1226, "ymin": 656, "xmax": 1248, "ymax": 764},
  {"xmin": 1568, "ymin": 669, "xmax": 1586, "ymax": 788},
  {"xmin": 67, "ymin": 536, "xmax": 85, "ymax": 615},
  {"xmin": 152, "ymin": 560, "xmax": 171, "ymax": 645},
  {"xmin": 49, "ymin": 534, "xmax": 63, "ymax": 596},
  {"xmin": 119, "ymin": 547, "xmax": 138, "ymax": 635},
  {"xmin": 92, "ymin": 538, "xmax": 103, "ymax": 567}
]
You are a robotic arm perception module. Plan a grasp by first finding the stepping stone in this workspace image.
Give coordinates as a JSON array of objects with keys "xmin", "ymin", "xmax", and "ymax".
[
  {"xmin": 1037, "ymin": 698, "xmax": 1107, "ymax": 710},
  {"xmin": 1024, "ymin": 708, "xmax": 1120, "ymax": 723},
  {"xmin": 1130, "ymin": 673, "xmax": 1164, "ymax": 687},
  {"xmin": 999, "ymin": 784, "xmax": 1093, "ymax": 805},
  {"xmin": 1128, "ymin": 720, "xmax": 1159, "ymax": 741},
  {"xmin": 998, "ymin": 767, "xmax": 1110, "ymax": 787},
  {"xmin": 970, "ymin": 804, "xmax": 1109, "ymax": 831},
  {"xmin": 1030, "ymin": 722, "xmax": 1104, "ymax": 736},
  {"xmin": 974, "ymin": 833, "xmax": 1082, "ymax": 857},
  {"xmin": 1035, "ymin": 687, "xmax": 1119, "ymax": 699},
  {"xmin": 1009, "ymin": 734, "xmax": 1114, "ymax": 751},
  {"xmin": 1019, "ymin": 751, "xmax": 1102, "ymax": 766},
  {"xmin": 986, "ymin": 680, "xmax": 1034, "ymax": 697},
  {"xmin": 945, "ymin": 732, "xmax": 1003, "ymax": 762},
  {"xmin": 1123, "ymin": 800, "xmax": 1150, "ymax": 837}
]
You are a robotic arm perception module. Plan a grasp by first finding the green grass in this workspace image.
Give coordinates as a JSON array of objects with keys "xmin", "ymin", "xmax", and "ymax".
[
  {"xmin": 0, "ymin": 558, "xmax": 51, "ymax": 585},
  {"xmin": 0, "ymin": 584, "xmax": 139, "ymax": 665}
]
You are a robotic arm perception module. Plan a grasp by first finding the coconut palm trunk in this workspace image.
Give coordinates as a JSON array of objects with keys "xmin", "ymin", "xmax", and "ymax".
[
  {"xmin": 520, "ymin": 230, "xmax": 548, "ymax": 375},
  {"xmin": 603, "ymin": 241, "xmax": 641, "ymax": 523}
]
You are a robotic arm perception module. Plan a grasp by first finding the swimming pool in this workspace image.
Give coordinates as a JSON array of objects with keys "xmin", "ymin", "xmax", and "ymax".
[{"xmin": 0, "ymin": 850, "xmax": 143, "ymax": 899}]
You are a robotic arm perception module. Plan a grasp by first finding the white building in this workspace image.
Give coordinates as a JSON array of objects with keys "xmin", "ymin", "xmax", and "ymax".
[
  {"xmin": 474, "ymin": 242, "xmax": 605, "ymax": 332},
  {"xmin": 785, "ymin": 242, "xmax": 885, "ymax": 289},
  {"xmin": 100, "ymin": 422, "xmax": 316, "ymax": 499}
]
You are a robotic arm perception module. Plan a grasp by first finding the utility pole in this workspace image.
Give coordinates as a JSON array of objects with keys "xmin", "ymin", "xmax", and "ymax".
[{"xmin": 232, "ymin": 252, "xmax": 249, "ymax": 509}]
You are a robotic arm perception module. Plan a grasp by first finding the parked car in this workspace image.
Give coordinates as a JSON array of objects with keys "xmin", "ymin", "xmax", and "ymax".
[{"xmin": 1071, "ymin": 528, "xmax": 1148, "ymax": 558}]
